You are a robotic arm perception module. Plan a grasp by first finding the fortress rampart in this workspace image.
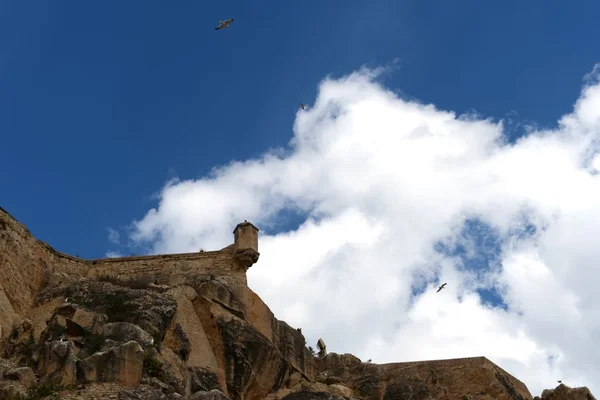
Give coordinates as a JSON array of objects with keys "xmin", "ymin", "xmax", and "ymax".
[{"xmin": 0, "ymin": 206, "xmax": 260, "ymax": 336}]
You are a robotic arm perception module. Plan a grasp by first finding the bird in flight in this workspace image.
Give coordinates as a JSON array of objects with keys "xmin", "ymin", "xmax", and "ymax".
[
  {"xmin": 558, "ymin": 380, "xmax": 562, "ymax": 383},
  {"xmin": 215, "ymin": 19, "xmax": 234, "ymax": 30},
  {"xmin": 436, "ymin": 283, "xmax": 447, "ymax": 293},
  {"xmin": 300, "ymin": 103, "xmax": 306, "ymax": 110}
]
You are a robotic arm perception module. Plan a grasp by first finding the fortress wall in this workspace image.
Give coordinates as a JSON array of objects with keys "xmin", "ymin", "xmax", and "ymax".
[
  {"xmin": 85, "ymin": 248, "xmax": 244, "ymax": 284},
  {"xmin": 48, "ymin": 251, "xmax": 89, "ymax": 277},
  {"xmin": 0, "ymin": 207, "xmax": 252, "ymax": 322},
  {"xmin": 0, "ymin": 207, "xmax": 55, "ymax": 336}
]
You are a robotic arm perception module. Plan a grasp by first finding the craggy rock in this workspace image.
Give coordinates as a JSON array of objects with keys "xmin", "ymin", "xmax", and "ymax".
[
  {"xmin": 38, "ymin": 339, "xmax": 78, "ymax": 387},
  {"xmin": 0, "ymin": 380, "xmax": 28, "ymax": 399},
  {"xmin": 3, "ymin": 319, "xmax": 36, "ymax": 365},
  {"xmin": 79, "ymin": 340, "xmax": 145, "ymax": 387},
  {"xmin": 216, "ymin": 316, "xmax": 290, "ymax": 400},
  {"xmin": 188, "ymin": 366, "xmax": 221, "ymax": 393},
  {"xmin": 3, "ymin": 366, "xmax": 37, "ymax": 389},
  {"xmin": 47, "ymin": 280, "xmax": 178, "ymax": 345},
  {"xmin": 118, "ymin": 384, "xmax": 168, "ymax": 400},
  {"xmin": 103, "ymin": 322, "xmax": 155, "ymax": 348},
  {"xmin": 314, "ymin": 354, "xmax": 534, "ymax": 400},
  {"xmin": 189, "ymin": 389, "xmax": 231, "ymax": 400},
  {"xmin": 143, "ymin": 347, "xmax": 186, "ymax": 395},
  {"xmin": 540, "ymin": 383, "xmax": 597, "ymax": 400},
  {"xmin": 281, "ymin": 390, "xmax": 347, "ymax": 400}
]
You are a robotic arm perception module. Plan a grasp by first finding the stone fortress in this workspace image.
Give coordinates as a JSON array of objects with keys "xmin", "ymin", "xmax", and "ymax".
[
  {"xmin": 0, "ymin": 206, "xmax": 261, "ymax": 333},
  {"xmin": 0, "ymin": 205, "xmax": 587, "ymax": 400}
]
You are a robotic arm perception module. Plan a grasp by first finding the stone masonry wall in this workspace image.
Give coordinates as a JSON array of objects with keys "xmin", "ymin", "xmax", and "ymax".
[
  {"xmin": 85, "ymin": 249, "xmax": 245, "ymax": 285},
  {"xmin": 0, "ymin": 207, "xmax": 246, "ymax": 336}
]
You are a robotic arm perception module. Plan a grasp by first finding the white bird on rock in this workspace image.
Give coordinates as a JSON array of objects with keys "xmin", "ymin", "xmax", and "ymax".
[{"xmin": 215, "ymin": 19, "xmax": 234, "ymax": 30}]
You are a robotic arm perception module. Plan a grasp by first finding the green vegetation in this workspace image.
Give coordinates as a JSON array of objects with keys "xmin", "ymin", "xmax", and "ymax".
[
  {"xmin": 100, "ymin": 293, "xmax": 138, "ymax": 322},
  {"xmin": 143, "ymin": 354, "xmax": 166, "ymax": 381},
  {"xmin": 97, "ymin": 273, "xmax": 154, "ymax": 290},
  {"xmin": 23, "ymin": 382, "xmax": 63, "ymax": 400}
]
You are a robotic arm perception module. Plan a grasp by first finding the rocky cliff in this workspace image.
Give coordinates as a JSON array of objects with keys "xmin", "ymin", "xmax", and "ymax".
[{"xmin": 0, "ymin": 206, "xmax": 595, "ymax": 400}]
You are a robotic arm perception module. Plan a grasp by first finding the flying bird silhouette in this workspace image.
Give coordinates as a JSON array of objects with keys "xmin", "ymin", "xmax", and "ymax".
[
  {"xmin": 300, "ymin": 103, "xmax": 306, "ymax": 110},
  {"xmin": 558, "ymin": 380, "xmax": 562, "ymax": 383},
  {"xmin": 436, "ymin": 283, "xmax": 447, "ymax": 293},
  {"xmin": 215, "ymin": 19, "xmax": 234, "ymax": 30}
]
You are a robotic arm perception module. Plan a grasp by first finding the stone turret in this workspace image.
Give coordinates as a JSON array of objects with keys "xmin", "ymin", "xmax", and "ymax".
[{"xmin": 233, "ymin": 220, "xmax": 260, "ymax": 269}]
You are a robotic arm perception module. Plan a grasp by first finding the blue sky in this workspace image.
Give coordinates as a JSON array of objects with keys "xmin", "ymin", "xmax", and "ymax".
[
  {"xmin": 2, "ymin": 0, "xmax": 599, "ymax": 258},
  {"xmin": 3, "ymin": 1, "xmax": 600, "ymax": 393}
]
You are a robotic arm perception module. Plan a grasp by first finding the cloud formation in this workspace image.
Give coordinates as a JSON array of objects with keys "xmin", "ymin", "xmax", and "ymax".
[
  {"xmin": 124, "ymin": 64, "xmax": 600, "ymax": 395},
  {"xmin": 107, "ymin": 227, "xmax": 120, "ymax": 246}
]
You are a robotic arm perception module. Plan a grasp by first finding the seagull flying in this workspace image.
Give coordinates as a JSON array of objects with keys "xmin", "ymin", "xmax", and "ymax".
[
  {"xmin": 215, "ymin": 19, "xmax": 234, "ymax": 30},
  {"xmin": 300, "ymin": 103, "xmax": 306, "ymax": 110},
  {"xmin": 436, "ymin": 283, "xmax": 447, "ymax": 293}
]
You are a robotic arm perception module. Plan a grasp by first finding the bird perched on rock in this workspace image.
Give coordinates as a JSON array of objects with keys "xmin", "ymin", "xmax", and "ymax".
[
  {"xmin": 436, "ymin": 283, "xmax": 447, "ymax": 293},
  {"xmin": 300, "ymin": 103, "xmax": 306, "ymax": 110},
  {"xmin": 215, "ymin": 19, "xmax": 234, "ymax": 30}
]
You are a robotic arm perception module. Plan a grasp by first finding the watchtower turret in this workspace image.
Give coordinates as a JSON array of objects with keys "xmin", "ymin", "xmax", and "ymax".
[{"xmin": 233, "ymin": 220, "xmax": 260, "ymax": 269}]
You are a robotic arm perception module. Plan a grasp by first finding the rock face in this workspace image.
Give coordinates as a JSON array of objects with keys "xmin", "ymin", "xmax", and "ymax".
[
  {"xmin": 537, "ymin": 383, "xmax": 597, "ymax": 400},
  {"xmin": 0, "ymin": 206, "xmax": 596, "ymax": 400}
]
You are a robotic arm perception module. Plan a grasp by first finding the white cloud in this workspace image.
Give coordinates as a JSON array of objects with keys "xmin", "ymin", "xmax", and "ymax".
[
  {"xmin": 105, "ymin": 250, "xmax": 122, "ymax": 258},
  {"xmin": 107, "ymin": 227, "xmax": 120, "ymax": 246},
  {"xmin": 125, "ymin": 64, "xmax": 600, "ymax": 396}
]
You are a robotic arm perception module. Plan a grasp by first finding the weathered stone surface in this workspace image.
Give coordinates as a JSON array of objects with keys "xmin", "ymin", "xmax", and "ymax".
[
  {"xmin": 3, "ymin": 318, "xmax": 36, "ymax": 366},
  {"xmin": 281, "ymin": 390, "xmax": 347, "ymax": 400},
  {"xmin": 43, "ymin": 280, "xmax": 178, "ymax": 346},
  {"xmin": 118, "ymin": 384, "xmax": 167, "ymax": 400},
  {"xmin": 190, "ymin": 388, "xmax": 231, "ymax": 400},
  {"xmin": 315, "ymin": 354, "xmax": 534, "ymax": 400},
  {"xmin": 38, "ymin": 340, "xmax": 78, "ymax": 387},
  {"xmin": 163, "ymin": 285, "xmax": 216, "ymax": 369},
  {"xmin": 79, "ymin": 340, "xmax": 145, "ymax": 387},
  {"xmin": 540, "ymin": 383, "xmax": 597, "ymax": 400},
  {"xmin": 188, "ymin": 366, "xmax": 221, "ymax": 394},
  {"xmin": 0, "ymin": 286, "xmax": 18, "ymax": 345},
  {"xmin": 103, "ymin": 322, "xmax": 155, "ymax": 348},
  {"xmin": 0, "ymin": 207, "xmax": 56, "ymax": 323},
  {"xmin": 0, "ymin": 380, "xmax": 28, "ymax": 399},
  {"xmin": 70, "ymin": 307, "xmax": 109, "ymax": 336},
  {"xmin": 3, "ymin": 366, "xmax": 37, "ymax": 388},
  {"xmin": 215, "ymin": 315, "xmax": 290, "ymax": 400}
]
